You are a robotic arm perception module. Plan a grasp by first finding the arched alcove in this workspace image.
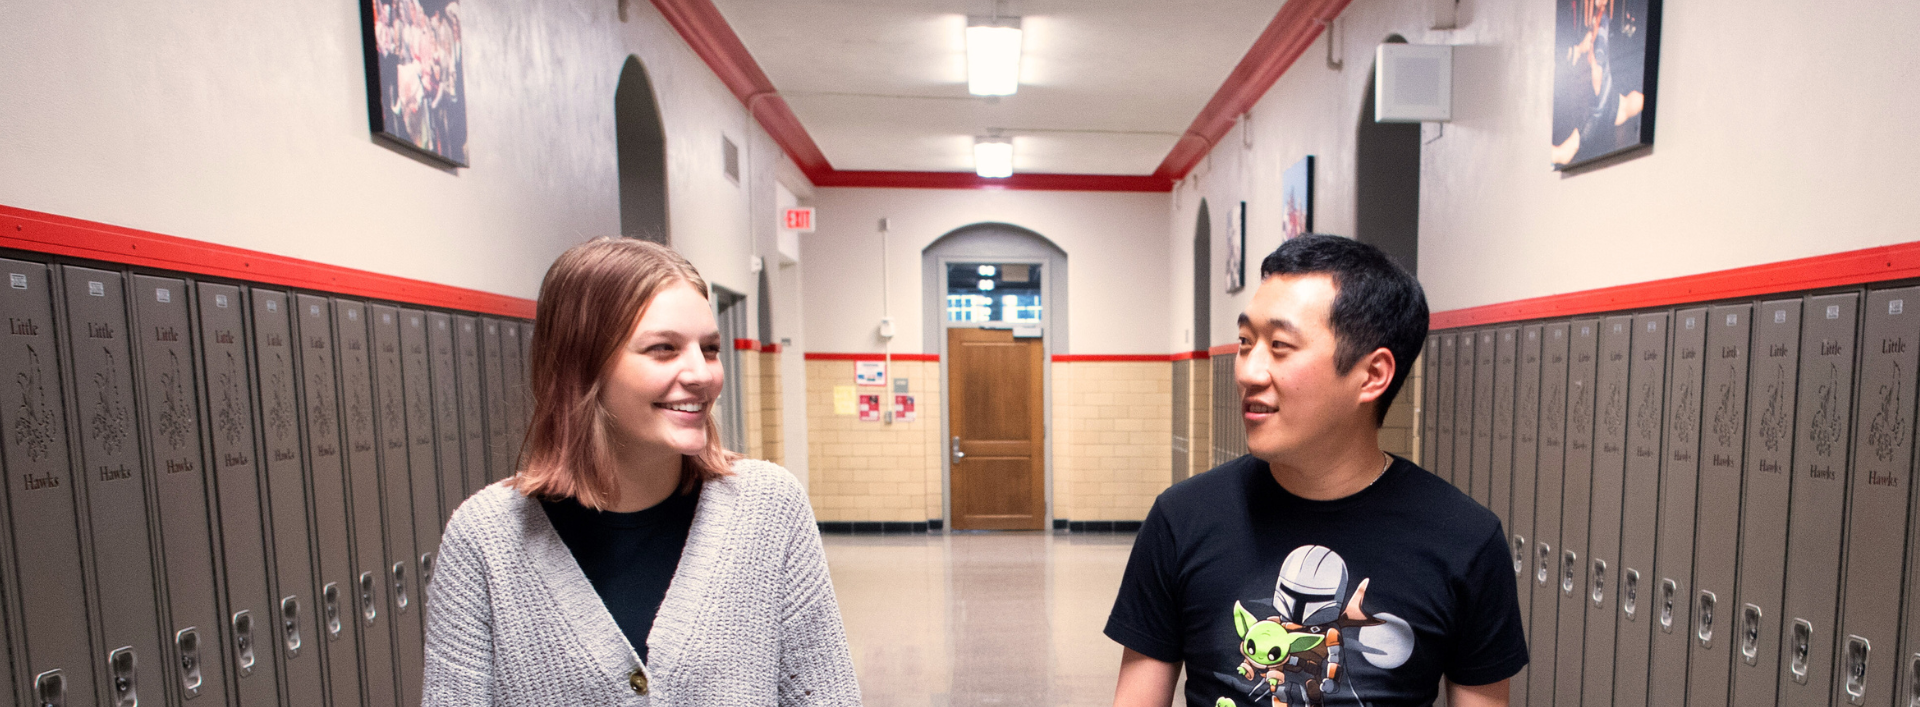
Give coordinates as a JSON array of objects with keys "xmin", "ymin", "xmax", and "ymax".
[
  {"xmin": 1193, "ymin": 199, "xmax": 1211, "ymax": 349},
  {"xmin": 1355, "ymin": 35, "xmax": 1421, "ymax": 274},
  {"xmin": 616, "ymin": 56, "xmax": 668, "ymax": 244},
  {"xmin": 920, "ymin": 222, "xmax": 1070, "ymax": 355}
]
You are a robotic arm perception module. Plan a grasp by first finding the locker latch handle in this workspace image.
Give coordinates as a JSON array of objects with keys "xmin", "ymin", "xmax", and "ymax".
[
  {"xmin": 231, "ymin": 610, "xmax": 256, "ymax": 677},
  {"xmin": 1511, "ymin": 536, "xmax": 1527, "ymax": 575},
  {"xmin": 1788, "ymin": 619, "xmax": 1812, "ymax": 684},
  {"xmin": 1905, "ymin": 652, "xmax": 1918, "ymax": 707},
  {"xmin": 175, "ymin": 627, "xmax": 204, "ymax": 699},
  {"xmin": 1561, "ymin": 550, "xmax": 1579, "ymax": 595},
  {"xmin": 34, "ymin": 668, "xmax": 65, "ymax": 707},
  {"xmin": 392, "ymin": 561, "xmax": 411, "ymax": 613},
  {"xmin": 420, "ymin": 552, "xmax": 437, "ymax": 587},
  {"xmin": 281, "ymin": 596, "xmax": 303, "ymax": 658},
  {"xmin": 1535, "ymin": 543, "xmax": 1553, "ymax": 586},
  {"xmin": 1621, "ymin": 569, "xmax": 1639, "ymax": 620},
  {"xmin": 1659, "ymin": 579, "xmax": 1677, "ymax": 632},
  {"xmin": 359, "ymin": 572, "xmax": 379, "ymax": 625},
  {"xmin": 1590, "ymin": 559, "xmax": 1608, "ymax": 606},
  {"xmin": 1741, "ymin": 604, "xmax": 1763, "ymax": 665},
  {"xmin": 1696, "ymin": 591, "xmax": 1717, "ymax": 648},
  {"xmin": 322, "ymin": 582, "xmax": 343, "ymax": 640},
  {"xmin": 108, "ymin": 646, "xmax": 137, "ymax": 707},
  {"xmin": 1843, "ymin": 635, "xmax": 1869, "ymax": 703}
]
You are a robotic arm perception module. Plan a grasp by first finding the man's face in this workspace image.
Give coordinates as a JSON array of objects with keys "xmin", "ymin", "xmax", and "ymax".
[{"xmin": 1235, "ymin": 273, "xmax": 1380, "ymax": 462}]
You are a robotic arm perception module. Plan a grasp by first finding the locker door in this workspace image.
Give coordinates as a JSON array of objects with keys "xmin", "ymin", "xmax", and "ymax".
[
  {"xmin": 519, "ymin": 322, "xmax": 535, "ymax": 444},
  {"xmin": 192, "ymin": 282, "xmax": 280, "ymax": 706},
  {"xmin": 332, "ymin": 299, "xmax": 399, "ymax": 707},
  {"xmin": 245, "ymin": 289, "xmax": 326, "ymax": 707},
  {"xmin": 1435, "ymin": 334, "xmax": 1455, "ymax": 485},
  {"xmin": 1497, "ymin": 325, "xmax": 1528, "ymax": 701},
  {"xmin": 1557, "ymin": 318, "xmax": 1600, "ymax": 707},
  {"xmin": 369, "ymin": 306, "xmax": 424, "ymax": 707},
  {"xmin": 1530, "ymin": 322, "xmax": 1571, "ymax": 707},
  {"xmin": 2, "ymin": 260, "xmax": 98, "ymax": 707},
  {"xmin": 453, "ymin": 317, "xmax": 488, "ymax": 497},
  {"xmin": 1473, "ymin": 329, "xmax": 1497, "ymax": 506},
  {"xmin": 1732, "ymin": 298, "xmax": 1804, "ymax": 707},
  {"xmin": 399, "ymin": 311, "xmax": 441, "ymax": 567},
  {"xmin": 1650, "ymin": 307, "xmax": 1710, "ymax": 707},
  {"xmin": 1776, "ymin": 293, "xmax": 1859, "ymax": 707},
  {"xmin": 128, "ymin": 275, "xmax": 229, "ymax": 707},
  {"xmin": 1493, "ymin": 328, "xmax": 1519, "ymax": 529},
  {"xmin": 1422, "ymin": 335, "xmax": 1439, "ymax": 468},
  {"xmin": 1616, "ymin": 312, "xmax": 1672, "ymax": 707},
  {"xmin": 499, "ymin": 322, "xmax": 526, "ymax": 471},
  {"xmin": 1584, "ymin": 315, "xmax": 1634, "ymax": 707},
  {"xmin": 291, "ymin": 294, "xmax": 361, "ymax": 707},
  {"xmin": 426, "ymin": 313, "xmax": 464, "ymax": 519},
  {"xmin": 480, "ymin": 321, "xmax": 509, "ymax": 484},
  {"xmin": 1836, "ymin": 287, "xmax": 1920, "ymax": 707},
  {"xmin": 1454, "ymin": 332, "xmax": 1477, "ymax": 493},
  {"xmin": 1689, "ymin": 304, "xmax": 1754, "ymax": 707}
]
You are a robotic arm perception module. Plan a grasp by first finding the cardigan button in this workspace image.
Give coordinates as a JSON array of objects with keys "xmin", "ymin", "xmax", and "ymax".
[{"xmin": 629, "ymin": 668, "xmax": 649, "ymax": 696}]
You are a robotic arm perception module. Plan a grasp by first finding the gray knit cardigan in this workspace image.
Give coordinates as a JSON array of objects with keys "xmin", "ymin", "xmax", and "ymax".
[{"xmin": 421, "ymin": 459, "xmax": 862, "ymax": 706}]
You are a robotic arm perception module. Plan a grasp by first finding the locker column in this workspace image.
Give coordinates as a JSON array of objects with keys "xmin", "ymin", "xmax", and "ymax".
[
  {"xmin": 1556, "ymin": 318, "xmax": 1600, "ymax": 707},
  {"xmin": 1615, "ymin": 311, "xmax": 1672, "ymax": 707},
  {"xmin": 1777, "ymin": 293, "xmax": 1859, "ymax": 706},
  {"xmin": 452, "ymin": 316, "xmax": 489, "ymax": 499},
  {"xmin": 1688, "ymin": 304, "xmax": 1754, "ymax": 707},
  {"xmin": 292, "ymin": 295, "xmax": 363, "ymax": 707},
  {"xmin": 1583, "ymin": 316, "xmax": 1632, "ymax": 707},
  {"xmin": 368, "ymin": 305, "xmax": 425, "ymax": 706},
  {"xmin": 1731, "ymin": 299, "xmax": 1804, "ymax": 707},
  {"xmin": 332, "ymin": 299, "xmax": 400, "ymax": 707},
  {"xmin": 1528, "ymin": 322, "xmax": 1571, "ymax": 707},
  {"xmin": 1649, "ymin": 307, "xmax": 1709, "ymax": 707}
]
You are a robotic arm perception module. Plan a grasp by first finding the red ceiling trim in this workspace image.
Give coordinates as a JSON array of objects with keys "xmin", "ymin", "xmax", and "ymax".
[
  {"xmin": 650, "ymin": 0, "xmax": 834, "ymax": 179},
  {"xmin": 813, "ymin": 171, "xmax": 1172, "ymax": 192},
  {"xmin": 1430, "ymin": 241, "xmax": 1920, "ymax": 330},
  {"xmin": 0, "ymin": 204, "xmax": 537, "ymax": 318},
  {"xmin": 1153, "ymin": 0, "xmax": 1353, "ymax": 181}
]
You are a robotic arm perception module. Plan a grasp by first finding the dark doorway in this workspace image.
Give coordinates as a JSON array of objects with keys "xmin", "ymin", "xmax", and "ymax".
[
  {"xmin": 1355, "ymin": 36, "xmax": 1420, "ymax": 274},
  {"xmin": 616, "ymin": 57, "xmax": 668, "ymax": 244},
  {"xmin": 1193, "ymin": 199, "xmax": 1211, "ymax": 350}
]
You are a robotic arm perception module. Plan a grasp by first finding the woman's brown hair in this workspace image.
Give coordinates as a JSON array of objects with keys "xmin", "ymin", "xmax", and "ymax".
[{"xmin": 509, "ymin": 237, "xmax": 738, "ymax": 509}]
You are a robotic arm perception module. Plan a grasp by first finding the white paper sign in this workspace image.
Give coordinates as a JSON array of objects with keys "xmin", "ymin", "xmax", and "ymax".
[{"xmin": 855, "ymin": 361, "xmax": 886, "ymax": 386}]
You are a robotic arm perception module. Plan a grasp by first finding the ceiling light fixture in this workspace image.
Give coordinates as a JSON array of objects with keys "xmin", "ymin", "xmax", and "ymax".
[
  {"xmin": 973, "ymin": 136, "xmax": 1013, "ymax": 178},
  {"xmin": 966, "ymin": 16, "xmax": 1022, "ymax": 96}
]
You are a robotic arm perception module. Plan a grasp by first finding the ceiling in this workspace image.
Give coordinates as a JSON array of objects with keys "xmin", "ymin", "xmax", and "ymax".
[{"xmin": 707, "ymin": 0, "xmax": 1286, "ymax": 176}]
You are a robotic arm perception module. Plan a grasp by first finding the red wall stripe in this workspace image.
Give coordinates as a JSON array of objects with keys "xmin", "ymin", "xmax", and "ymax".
[
  {"xmin": 813, "ymin": 171, "xmax": 1173, "ymax": 193},
  {"xmin": 803, "ymin": 352, "xmax": 941, "ymax": 362},
  {"xmin": 1052, "ymin": 354, "xmax": 1180, "ymax": 362},
  {"xmin": 732, "ymin": 338, "xmax": 760, "ymax": 351},
  {"xmin": 0, "ymin": 205, "xmax": 536, "ymax": 318},
  {"xmin": 1430, "ymin": 241, "xmax": 1920, "ymax": 330}
]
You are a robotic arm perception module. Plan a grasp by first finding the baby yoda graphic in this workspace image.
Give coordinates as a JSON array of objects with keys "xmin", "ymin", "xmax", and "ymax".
[{"xmin": 1217, "ymin": 545, "xmax": 1414, "ymax": 707}]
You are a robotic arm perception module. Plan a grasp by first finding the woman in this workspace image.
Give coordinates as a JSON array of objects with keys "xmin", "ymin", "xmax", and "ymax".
[{"xmin": 423, "ymin": 238, "xmax": 860, "ymax": 705}]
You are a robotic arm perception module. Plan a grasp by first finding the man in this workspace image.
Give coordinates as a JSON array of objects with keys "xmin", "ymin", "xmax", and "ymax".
[{"xmin": 1107, "ymin": 235, "xmax": 1526, "ymax": 707}]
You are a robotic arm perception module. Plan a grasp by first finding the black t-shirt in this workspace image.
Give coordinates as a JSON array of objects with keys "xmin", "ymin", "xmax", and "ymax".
[
  {"xmin": 540, "ymin": 487, "xmax": 700, "ymax": 662},
  {"xmin": 1105, "ymin": 454, "xmax": 1527, "ymax": 707}
]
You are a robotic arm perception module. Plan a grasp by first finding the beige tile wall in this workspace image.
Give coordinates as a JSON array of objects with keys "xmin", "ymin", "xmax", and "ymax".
[
  {"xmin": 738, "ymin": 349, "xmax": 764, "ymax": 460},
  {"xmin": 1180, "ymin": 357, "xmax": 1212, "ymax": 479},
  {"xmin": 806, "ymin": 358, "xmax": 943, "ymax": 522},
  {"xmin": 1050, "ymin": 360, "xmax": 1173, "ymax": 521},
  {"xmin": 759, "ymin": 350, "xmax": 783, "ymax": 466},
  {"xmin": 1389, "ymin": 353, "xmax": 1422, "ymax": 464}
]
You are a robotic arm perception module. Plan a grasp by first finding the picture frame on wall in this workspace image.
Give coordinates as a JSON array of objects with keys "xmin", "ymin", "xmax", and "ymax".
[
  {"xmin": 1224, "ymin": 200, "xmax": 1247, "ymax": 293},
  {"xmin": 1282, "ymin": 156, "xmax": 1313, "ymax": 241},
  {"xmin": 1551, "ymin": 0, "xmax": 1661, "ymax": 169},
  {"xmin": 361, "ymin": 0, "xmax": 469, "ymax": 167}
]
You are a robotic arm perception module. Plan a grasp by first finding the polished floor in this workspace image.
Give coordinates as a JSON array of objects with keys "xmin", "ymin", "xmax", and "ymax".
[{"xmin": 823, "ymin": 531, "xmax": 1155, "ymax": 706}]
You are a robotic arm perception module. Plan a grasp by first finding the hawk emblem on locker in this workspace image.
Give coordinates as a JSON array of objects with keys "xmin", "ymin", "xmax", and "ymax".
[
  {"xmin": 90, "ymin": 347, "xmax": 132, "ymax": 456},
  {"xmin": 1632, "ymin": 378, "xmax": 1661, "ymax": 447},
  {"xmin": 1569, "ymin": 380, "xmax": 1593, "ymax": 438},
  {"xmin": 156, "ymin": 349, "xmax": 195, "ymax": 451},
  {"xmin": 1711, "ymin": 369, "xmax": 1741, "ymax": 449},
  {"xmin": 13, "ymin": 345, "xmax": 58, "ymax": 463},
  {"xmin": 1809, "ymin": 364, "xmax": 1841, "ymax": 458},
  {"xmin": 1671, "ymin": 379, "xmax": 1699, "ymax": 451},
  {"xmin": 266, "ymin": 360, "xmax": 295, "ymax": 442},
  {"xmin": 1756, "ymin": 363, "xmax": 1792, "ymax": 454},
  {"xmin": 217, "ymin": 352, "xmax": 248, "ymax": 447},
  {"xmin": 1868, "ymin": 361, "xmax": 1908, "ymax": 463},
  {"xmin": 1601, "ymin": 382, "xmax": 1624, "ymax": 441},
  {"xmin": 310, "ymin": 372, "xmax": 338, "ymax": 441}
]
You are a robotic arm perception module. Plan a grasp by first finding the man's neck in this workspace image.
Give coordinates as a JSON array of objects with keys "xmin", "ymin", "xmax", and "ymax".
[{"xmin": 1263, "ymin": 433, "xmax": 1390, "ymax": 501}]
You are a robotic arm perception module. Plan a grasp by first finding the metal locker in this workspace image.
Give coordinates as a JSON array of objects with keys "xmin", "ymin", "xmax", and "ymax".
[
  {"xmin": 1423, "ymin": 335, "xmax": 1439, "ymax": 469},
  {"xmin": 1530, "ymin": 322, "xmax": 1572, "ymax": 707},
  {"xmin": 499, "ymin": 322, "xmax": 525, "ymax": 473},
  {"xmin": 1689, "ymin": 304, "xmax": 1754, "ymax": 707},
  {"xmin": 1732, "ymin": 298, "xmax": 1804, "ymax": 707},
  {"xmin": 1435, "ymin": 334, "xmax": 1456, "ymax": 485},
  {"xmin": 1500, "ymin": 325, "xmax": 1531, "ymax": 701},
  {"xmin": 128, "ymin": 274, "xmax": 230, "ymax": 707},
  {"xmin": 426, "ymin": 313, "xmax": 464, "ymax": 520},
  {"xmin": 2, "ymin": 260, "xmax": 99, "ymax": 707},
  {"xmin": 1901, "ymin": 465, "xmax": 1920, "ymax": 707},
  {"xmin": 519, "ymin": 322, "xmax": 534, "ymax": 443},
  {"xmin": 1650, "ymin": 307, "xmax": 1710, "ymax": 707},
  {"xmin": 1836, "ymin": 287, "xmax": 1920, "ymax": 707},
  {"xmin": 1455, "ymin": 332, "xmax": 1477, "ymax": 493},
  {"xmin": 1583, "ymin": 315, "xmax": 1634, "ymax": 707},
  {"xmin": 452, "ymin": 316, "xmax": 489, "ymax": 498},
  {"xmin": 291, "ymin": 294, "xmax": 362, "ymax": 707},
  {"xmin": 1776, "ymin": 293, "xmax": 1859, "ymax": 707},
  {"xmin": 369, "ymin": 305, "xmax": 425, "ymax": 707},
  {"xmin": 244, "ymin": 289, "xmax": 326, "ymax": 707},
  {"xmin": 333, "ymin": 299, "xmax": 400, "ymax": 707},
  {"xmin": 399, "ymin": 311, "xmax": 442, "ymax": 566},
  {"xmin": 192, "ymin": 282, "xmax": 281, "ymax": 706},
  {"xmin": 1493, "ymin": 328, "xmax": 1519, "ymax": 529},
  {"xmin": 480, "ymin": 320, "xmax": 509, "ymax": 484},
  {"xmin": 1615, "ymin": 312, "xmax": 1672, "ymax": 707},
  {"xmin": 1557, "ymin": 318, "xmax": 1600, "ymax": 707},
  {"xmin": 1472, "ymin": 329, "xmax": 1497, "ymax": 506}
]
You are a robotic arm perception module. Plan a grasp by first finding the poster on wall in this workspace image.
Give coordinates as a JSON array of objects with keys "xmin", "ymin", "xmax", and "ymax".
[
  {"xmin": 857, "ymin": 394, "xmax": 882, "ymax": 422},
  {"xmin": 1223, "ymin": 201, "xmax": 1246, "ymax": 293},
  {"xmin": 1282, "ymin": 156, "xmax": 1314, "ymax": 240},
  {"xmin": 362, "ymin": 0, "xmax": 469, "ymax": 167},
  {"xmin": 1551, "ymin": 0, "xmax": 1660, "ymax": 169},
  {"xmin": 855, "ymin": 360, "xmax": 886, "ymax": 385}
]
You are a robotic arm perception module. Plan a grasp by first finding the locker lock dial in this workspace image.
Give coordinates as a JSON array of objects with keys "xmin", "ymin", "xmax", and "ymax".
[
  {"xmin": 281, "ymin": 596, "xmax": 304, "ymax": 658},
  {"xmin": 175, "ymin": 627, "xmax": 204, "ymax": 699},
  {"xmin": 322, "ymin": 583, "xmax": 343, "ymax": 640},
  {"xmin": 34, "ymin": 668, "xmax": 65, "ymax": 707},
  {"xmin": 359, "ymin": 572, "xmax": 379, "ymax": 625},
  {"xmin": 109, "ymin": 646, "xmax": 137, "ymax": 707}
]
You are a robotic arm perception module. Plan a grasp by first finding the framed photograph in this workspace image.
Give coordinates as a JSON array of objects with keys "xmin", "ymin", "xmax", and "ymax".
[
  {"xmin": 1551, "ymin": 0, "xmax": 1660, "ymax": 169},
  {"xmin": 1282, "ymin": 156, "xmax": 1314, "ymax": 241},
  {"xmin": 1224, "ymin": 200, "xmax": 1247, "ymax": 293},
  {"xmin": 362, "ymin": 0, "xmax": 469, "ymax": 166}
]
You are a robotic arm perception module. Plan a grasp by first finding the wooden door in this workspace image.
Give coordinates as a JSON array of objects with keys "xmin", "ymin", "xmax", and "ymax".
[{"xmin": 948, "ymin": 328, "xmax": 1046, "ymax": 530}]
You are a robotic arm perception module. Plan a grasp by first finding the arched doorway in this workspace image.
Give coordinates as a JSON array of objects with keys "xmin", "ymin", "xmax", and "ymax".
[
  {"xmin": 1355, "ymin": 35, "xmax": 1420, "ymax": 274},
  {"xmin": 616, "ymin": 57, "xmax": 668, "ymax": 244},
  {"xmin": 1193, "ymin": 199, "xmax": 1211, "ymax": 348}
]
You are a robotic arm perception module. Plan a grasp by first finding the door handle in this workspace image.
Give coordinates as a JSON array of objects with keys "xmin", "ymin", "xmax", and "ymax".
[
  {"xmin": 321, "ymin": 583, "xmax": 343, "ymax": 640},
  {"xmin": 1697, "ymin": 590, "xmax": 1717, "ymax": 647},
  {"xmin": 36, "ymin": 668, "xmax": 67, "ymax": 707},
  {"xmin": 175, "ymin": 627, "xmax": 204, "ymax": 699},
  {"xmin": 281, "ymin": 596, "xmax": 303, "ymax": 658},
  {"xmin": 108, "ymin": 647, "xmax": 137, "ymax": 707},
  {"xmin": 1788, "ymin": 619, "xmax": 1812, "ymax": 684},
  {"xmin": 1741, "ymin": 603, "xmax": 1764, "ymax": 665},
  {"xmin": 952, "ymin": 436, "xmax": 965, "ymax": 463},
  {"xmin": 230, "ymin": 610, "xmax": 256, "ymax": 677},
  {"xmin": 1844, "ymin": 635, "xmax": 1869, "ymax": 703}
]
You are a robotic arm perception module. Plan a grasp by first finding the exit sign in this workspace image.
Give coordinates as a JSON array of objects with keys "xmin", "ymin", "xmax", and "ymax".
[{"xmin": 782, "ymin": 207, "xmax": 815, "ymax": 232}]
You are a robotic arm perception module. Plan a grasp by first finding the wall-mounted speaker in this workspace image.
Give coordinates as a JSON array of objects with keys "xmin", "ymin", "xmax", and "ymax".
[{"xmin": 1375, "ymin": 44, "xmax": 1452, "ymax": 123}]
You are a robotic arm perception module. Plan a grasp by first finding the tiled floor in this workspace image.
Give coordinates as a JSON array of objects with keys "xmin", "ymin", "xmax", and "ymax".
[{"xmin": 823, "ymin": 531, "xmax": 1143, "ymax": 706}]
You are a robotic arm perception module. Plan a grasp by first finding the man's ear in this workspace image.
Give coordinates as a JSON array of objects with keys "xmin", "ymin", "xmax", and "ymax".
[{"xmin": 1355, "ymin": 347, "xmax": 1396, "ymax": 405}]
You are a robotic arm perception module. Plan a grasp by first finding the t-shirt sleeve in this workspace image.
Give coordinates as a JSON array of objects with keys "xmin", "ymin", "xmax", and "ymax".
[
  {"xmin": 1443, "ymin": 524, "xmax": 1531, "ymax": 686},
  {"xmin": 1103, "ymin": 500, "xmax": 1185, "ymax": 663}
]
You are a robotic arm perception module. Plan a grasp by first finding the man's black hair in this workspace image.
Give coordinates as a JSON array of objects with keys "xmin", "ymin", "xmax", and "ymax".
[{"xmin": 1259, "ymin": 234, "xmax": 1429, "ymax": 426}]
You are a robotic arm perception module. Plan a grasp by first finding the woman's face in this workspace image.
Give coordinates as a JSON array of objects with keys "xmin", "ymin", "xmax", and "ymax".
[{"xmin": 600, "ymin": 282, "xmax": 724, "ymax": 458}]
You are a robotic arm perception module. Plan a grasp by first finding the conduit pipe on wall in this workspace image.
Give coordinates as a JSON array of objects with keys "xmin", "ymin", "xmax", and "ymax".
[{"xmin": 879, "ymin": 217, "xmax": 895, "ymax": 423}]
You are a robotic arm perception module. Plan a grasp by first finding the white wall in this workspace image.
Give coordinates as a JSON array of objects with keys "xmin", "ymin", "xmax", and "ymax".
[
  {"xmin": 802, "ymin": 188, "xmax": 1171, "ymax": 354},
  {"xmin": 0, "ymin": 0, "xmax": 791, "ymax": 302},
  {"xmin": 1172, "ymin": 0, "xmax": 1920, "ymax": 333}
]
